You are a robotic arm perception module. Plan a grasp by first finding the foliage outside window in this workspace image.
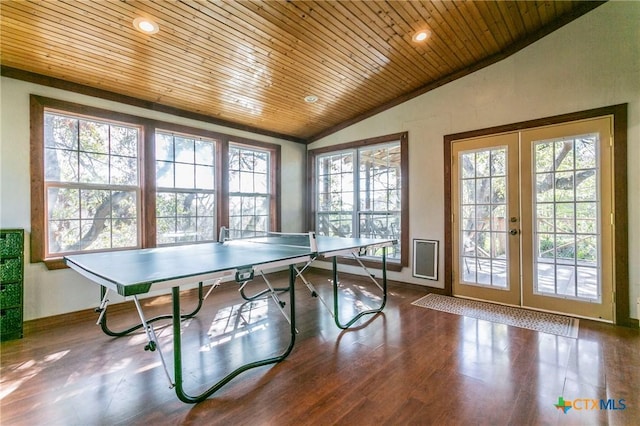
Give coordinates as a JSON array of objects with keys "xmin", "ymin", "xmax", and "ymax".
[
  {"xmin": 358, "ymin": 144, "xmax": 402, "ymax": 253},
  {"xmin": 155, "ymin": 131, "xmax": 216, "ymax": 245},
  {"xmin": 311, "ymin": 133, "xmax": 408, "ymax": 264},
  {"xmin": 533, "ymin": 134, "xmax": 600, "ymax": 300},
  {"xmin": 317, "ymin": 151, "xmax": 354, "ymax": 237},
  {"xmin": 459, "ymin": 147, "xmax": 509, "ymax": 287},
  {"xmin": 44, "ymin": 112, "xmax": 141, "ymax": 256},
  {"xmin": 228, "ymin": 144, "xmax": 271, "ymax": 238}
]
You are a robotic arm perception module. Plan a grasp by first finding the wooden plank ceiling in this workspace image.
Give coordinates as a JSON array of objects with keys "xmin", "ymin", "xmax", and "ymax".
[{"xmin": 0, "ymin": 1, "xmax": 602, "ymax": 143}]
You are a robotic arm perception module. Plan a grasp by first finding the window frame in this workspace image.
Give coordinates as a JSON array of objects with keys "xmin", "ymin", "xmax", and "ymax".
[
  {"xmin": 307, "ymin": 132, "xmax": 409, "ymax": 271},
  {"xmin": 31, "ymin": 96, "xmax": 281, "ymax": 269},
  {"xmin": 42, "ymin": 110, "xmax": 145, "ymax": 257},
  {"xmin": 227, "ymin": 142, "xmax": 277, "ymax": 238},
  {"xmin": 153, "ymin": 128, "xmax": 219, "ymax": 246}
]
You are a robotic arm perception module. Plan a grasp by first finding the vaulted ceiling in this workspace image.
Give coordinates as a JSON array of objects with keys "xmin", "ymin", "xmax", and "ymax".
[{"xmin": 0, "ymin": 1, "xmax": 603, "ymax": 143}]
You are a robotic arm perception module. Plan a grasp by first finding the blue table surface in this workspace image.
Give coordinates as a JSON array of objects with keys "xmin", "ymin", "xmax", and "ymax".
[{"xmin": 64, "ymin": 236, "xmax": 395, "ymax": 288}]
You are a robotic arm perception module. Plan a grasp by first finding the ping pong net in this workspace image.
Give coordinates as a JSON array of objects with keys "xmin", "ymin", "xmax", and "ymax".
[{"xmin": 219, "ymin": 227, "xmax": 318, "ymax": 253}]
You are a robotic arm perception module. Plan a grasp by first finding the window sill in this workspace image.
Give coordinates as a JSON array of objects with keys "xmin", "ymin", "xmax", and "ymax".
[{"xmin": 42, "ymin": 258, "xmax": 68, "ymax": 270}]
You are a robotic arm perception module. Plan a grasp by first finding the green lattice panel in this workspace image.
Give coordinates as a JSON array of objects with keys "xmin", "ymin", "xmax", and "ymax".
[
  {"xmin": 0, "ymin": 283, "xmax": 22, "ymax": 307},
  {"xmin": 0, "ymin": 258, "xmax": 22, "ymax": 283},
  {"xmin": 0, "ymin": 231, "xmax": 23, "ymax": 258},
  {"xmin": 0, "ymin": 307, "xmax": 22, "ymax": 336}
]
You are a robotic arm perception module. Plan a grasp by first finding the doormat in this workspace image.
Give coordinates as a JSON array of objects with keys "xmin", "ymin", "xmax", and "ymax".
[{"xmin": 412, "ymin": 294, "xmax": 579, "ymax": 338}]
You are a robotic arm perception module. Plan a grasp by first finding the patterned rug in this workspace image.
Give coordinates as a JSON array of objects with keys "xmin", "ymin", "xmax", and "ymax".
[{"xmin": 412, "ymin": 294, "xmax": 579, "ymax": 338}]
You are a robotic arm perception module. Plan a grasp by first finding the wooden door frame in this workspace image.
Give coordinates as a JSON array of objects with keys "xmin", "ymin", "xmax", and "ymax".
[{"xmin": 443, "ymin": 104, "xmax": 636, "ymax": 327}]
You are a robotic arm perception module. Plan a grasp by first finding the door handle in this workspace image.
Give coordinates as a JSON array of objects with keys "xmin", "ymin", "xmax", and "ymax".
[{"xmin": 509, "ymin": 229, "xmax": 520, "ymax": 235}]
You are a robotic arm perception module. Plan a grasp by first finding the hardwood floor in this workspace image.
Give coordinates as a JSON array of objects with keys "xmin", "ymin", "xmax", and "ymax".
[{"xmin": 1, "ymin": 268, "xmax": 639, "ymax": 425}]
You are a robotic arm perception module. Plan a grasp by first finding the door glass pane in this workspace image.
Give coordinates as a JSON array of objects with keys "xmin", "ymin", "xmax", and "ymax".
[
  {"xmin": 458, "ymin": 147, "xmax": 509, "ymax": 289},
  {"xmin": 532, "ymin": 134, "xmax": 600, "ymax": 301}
]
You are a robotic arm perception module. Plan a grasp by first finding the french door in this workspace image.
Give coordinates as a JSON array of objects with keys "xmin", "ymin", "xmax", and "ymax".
[{"xmin": 451, "ymin": 117, "xmax": 614, "ymax": 321}]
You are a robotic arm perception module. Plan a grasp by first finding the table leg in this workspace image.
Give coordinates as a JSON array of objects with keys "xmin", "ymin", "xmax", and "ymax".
[
  {"xmin": 332, "ymin": 247, "xmax": 388, "ymax": 329},
  {"xmin": 97, "ymin": 282, "xmax": 207, "ymax": 337},
  {"xmin": 172, "ymin": 265, "xmax": 297, "ymax": 403}
]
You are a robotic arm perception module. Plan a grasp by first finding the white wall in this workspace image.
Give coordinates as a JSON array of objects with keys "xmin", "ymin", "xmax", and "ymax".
[
  {"xmin": 309, "ymin": 1, "xmax": 640, "ymax": 319},
  {"xmin": 0, "ymin": 79, "xmax": 307, "ymax": 320}
]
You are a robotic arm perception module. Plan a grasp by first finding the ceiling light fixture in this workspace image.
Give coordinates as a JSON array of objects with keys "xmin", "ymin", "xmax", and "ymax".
[
  {"xmin": 412, "ymin": 29, "xmax": 431, "ymax": 42},
  {"xmin": 133, "ymin": 17, "xmax": 159, "ymax": 34},
  {"xmin": 304, "ymin": 95, "xmax": 319, "ymax": 104}
]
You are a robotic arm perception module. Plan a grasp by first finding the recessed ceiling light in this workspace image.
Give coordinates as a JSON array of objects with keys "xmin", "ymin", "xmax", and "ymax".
[
  {"xmin": 133, "ymin": 17, "xmax": 159, "ymax": 34},
  {"xmin": 304, "ymin": 95, "xmax": 319, "ymax": 103},
  {"xmin": 412, "ymin": 29, "xmax": 431, "ymax": 42}
]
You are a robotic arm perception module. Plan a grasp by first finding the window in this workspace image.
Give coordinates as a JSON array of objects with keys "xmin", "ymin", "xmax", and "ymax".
[
  {"xmin": 228, "ymin": 144, "xmax": 271, "ymax": 238},
  {"xmin": 43, "ymin": 111, "xmax": 141, "ymax": 257},
  {"xmin": 155, "ymin": 131, "xmax": 216, "ymax": 245},
  {"xmin": 358, "ymin": 143, "xmax": 402, "ymax": 246},
  {"xmin": 317, "ymin": 151, "xmax": 354, "ymax": 237},
  {"xmin": 309, "ymin": 132, "xmax": 408, "ymax": 267},
  {"xmin": 31, "ymin": 96, "xmax": 281, "ymax": 268}
]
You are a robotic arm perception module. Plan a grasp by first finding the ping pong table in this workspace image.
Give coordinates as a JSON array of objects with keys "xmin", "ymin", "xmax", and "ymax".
[
  {"xmin": 232, "ymin": 231, "xmax": 395, "ymax": 329},
  {"xmin": 64, "ymin": 231, "xmax": 395, "ymax": 403}
]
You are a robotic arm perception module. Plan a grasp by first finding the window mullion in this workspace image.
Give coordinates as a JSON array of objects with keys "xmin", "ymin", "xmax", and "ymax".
[
  {"xmin": 353, "ymin": 148, "xmax": 360, "ymax": 238},
  {"xmin": 142, "ymin": 125, "xmax": 155, "ymax": 248}
]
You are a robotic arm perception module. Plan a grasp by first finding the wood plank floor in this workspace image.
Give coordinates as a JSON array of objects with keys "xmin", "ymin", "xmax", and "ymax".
[{"xmin": 1, "ymin": 269, "xmax": 639, "ymax": 425}]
